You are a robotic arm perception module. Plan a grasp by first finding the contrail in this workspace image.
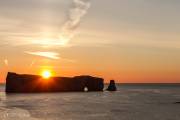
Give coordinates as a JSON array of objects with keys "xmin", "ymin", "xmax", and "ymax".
[
  {"xmin": 25, "ymin": 51, "xmax": 60, "ymax": 60},
  {"xmin": 59, "ymin": 0, "xmax": 91, "ymax": 44}
]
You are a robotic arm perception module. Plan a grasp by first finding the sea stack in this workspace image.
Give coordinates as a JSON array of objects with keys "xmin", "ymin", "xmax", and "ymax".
[
  {"xmin": 6, "ymin": 72, "xmax": 104, "ymax": 93},
  {"xmin": 107, "ymin": 80, "xmax": 117, "ymax": 91}
]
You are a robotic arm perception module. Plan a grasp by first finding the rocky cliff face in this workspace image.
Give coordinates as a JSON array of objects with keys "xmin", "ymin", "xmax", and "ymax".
[{"xmin": 6, "ymin": 72, "xmax": 104, "ymax": 93}]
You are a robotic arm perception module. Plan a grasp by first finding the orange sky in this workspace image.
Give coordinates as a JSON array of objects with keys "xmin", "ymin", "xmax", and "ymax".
[{"xmin": 0, "ymin": 0, "xmax": 180, "ymax": 83}]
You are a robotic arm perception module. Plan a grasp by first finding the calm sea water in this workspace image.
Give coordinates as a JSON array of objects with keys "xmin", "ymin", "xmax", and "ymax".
[{"xmin": 1, "ymin": 84, "xmax": 180, "ymax": 120}]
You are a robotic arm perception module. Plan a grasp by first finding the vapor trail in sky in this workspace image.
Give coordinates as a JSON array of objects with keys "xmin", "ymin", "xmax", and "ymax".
[
  {"xmin": 25, "ymin": 51, "xmax": 60, "ymax": 60},
  {"xmin": 59, "ymin": 0, "xmax": 91, "ymax": 45}
]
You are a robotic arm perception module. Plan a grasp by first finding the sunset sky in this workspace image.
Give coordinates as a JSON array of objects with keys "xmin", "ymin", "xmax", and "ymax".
[{"xmin": 0, "ymin": 0, "xmax": 180, "ymax": 83}]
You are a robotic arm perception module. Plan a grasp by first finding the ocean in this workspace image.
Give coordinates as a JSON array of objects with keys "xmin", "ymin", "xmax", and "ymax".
[{"xmin": 1, "ymin": 84, "xmax": 180, "ymax": 120}]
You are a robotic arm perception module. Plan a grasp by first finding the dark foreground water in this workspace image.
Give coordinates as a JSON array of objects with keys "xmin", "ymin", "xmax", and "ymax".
[{"xmin": 1, "ymin": 84, "xmax": 180, "ymax": 120}]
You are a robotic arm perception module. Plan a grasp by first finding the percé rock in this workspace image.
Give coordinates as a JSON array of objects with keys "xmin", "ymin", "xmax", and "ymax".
[
  {"xmin": 107, "ymin": 80, "xmax": 117, "ymax": 91},
  {"xmin": 6, "ymin": 72, "xmax": 104, "ymax": 93}
]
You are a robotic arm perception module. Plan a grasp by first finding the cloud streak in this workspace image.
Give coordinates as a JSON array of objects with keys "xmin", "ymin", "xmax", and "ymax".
[
  {"xmin": 25, "ymin": 51, "xmax": 60, "ymax": 60},
  {"xmin": 58, "ymin": 0, "xmax": 91, "ymax": 45}
]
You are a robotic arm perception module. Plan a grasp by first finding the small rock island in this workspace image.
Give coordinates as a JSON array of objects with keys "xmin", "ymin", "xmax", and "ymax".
[
  {"xmin": 107, "ymin": 80, "xmax": 117, "ymax": 91},
  {"xmin": 6, "ymin": 72, "xmax": 104, "ymax": 93}
]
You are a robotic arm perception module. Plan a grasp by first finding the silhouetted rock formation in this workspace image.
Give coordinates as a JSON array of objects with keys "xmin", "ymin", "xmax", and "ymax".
[
  {"xmin": 6, "ymin": 72, "xmax": 104, "ymax": 93},
  {"xmin": 174, "ymin": 102, "xmax": 180, "ymax": 104},
  {"xmin": 107, "ymin": 80, "xmax": 117, "ymax": 91}
]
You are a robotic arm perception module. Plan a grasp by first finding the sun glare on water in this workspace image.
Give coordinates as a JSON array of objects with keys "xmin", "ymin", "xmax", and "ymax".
[{"xmin": 41, "ymin": 70, "xmax": 52, "ymax": 79}]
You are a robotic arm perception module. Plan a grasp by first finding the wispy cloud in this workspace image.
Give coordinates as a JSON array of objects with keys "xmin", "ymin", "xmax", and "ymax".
[
  {"xmin": 25, "ymin": 51, "xmax": 60, "ymax": 60},
  {"xmin": 58, "ymin": 0, "xmax": 91, "ymax": 44}
]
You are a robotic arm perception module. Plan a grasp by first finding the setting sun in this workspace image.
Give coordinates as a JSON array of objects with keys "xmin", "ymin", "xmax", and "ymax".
[{"xmin": 41, "ymin": 70, "xmax": 52, "ymax": 79}]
